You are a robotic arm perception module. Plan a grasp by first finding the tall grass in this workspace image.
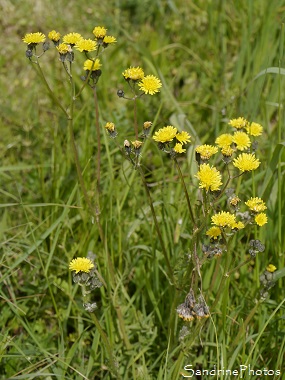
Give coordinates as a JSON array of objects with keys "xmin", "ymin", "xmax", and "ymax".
[{"xmin": 1, "ymin": 1, "xmax": 285, "ymax": 379}]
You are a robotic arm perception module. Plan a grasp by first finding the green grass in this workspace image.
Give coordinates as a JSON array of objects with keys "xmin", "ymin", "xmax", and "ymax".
[{"xmin": 1, "ymin": 0, "xmax": 285, "ymax": 379}]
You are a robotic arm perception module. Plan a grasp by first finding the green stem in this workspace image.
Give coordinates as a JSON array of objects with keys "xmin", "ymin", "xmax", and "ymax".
[
  {"xmin": 134, "ymin": 96, "xmax": 138, "ymax": 139},
  {"xmin": 173, "ymin": 157, "xmax": 196, "ymax": 226},
  {"xmin": 137, "ymin": 165, "xmax": 176, "ymax": 285},
  {"xmin": 226, "ymin": 257, "xmax": 252, "ymax": 277},
  {"xmin": 32, "ymin": 60, "xmax": 68, "ymax": 117},
  {"xmin": 90, "ymin": 313, "xmax": 120, "ymax": 378},
  {"xmin": 93, "ymin": 86, "xmax": 101, "ymax": 188}
]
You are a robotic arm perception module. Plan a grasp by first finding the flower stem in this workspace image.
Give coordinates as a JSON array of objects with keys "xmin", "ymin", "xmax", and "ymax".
[
  {"xmin": 133, "ymin": 96, "xmax": 138, "ymax": 139},
  {"xmin": 173, "ymin": 157, "xmax": 196, "ymax": 227},
  {"xmin": 32, "ymin": 60, "xmax": 68, "ymax": 117},
  {"xmin": 93, "ymin": 86, "xmax": 101, "ymax": 188},
  {"xmin": 137, "ymin": 165, "xmax": 176, "ymax": 285}
]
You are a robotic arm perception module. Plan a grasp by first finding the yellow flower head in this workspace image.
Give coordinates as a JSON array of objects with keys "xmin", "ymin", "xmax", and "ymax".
[
  {"xmin": 138, "ymin": 75, "xmax": 162, "ymax": 95},
  {"xmin": 104, "ymin": 122, "xmax": 116, "ymax": 132},
  {"xmin": 48, "ymin": 30, "xmax": 61, "ymax": 42},
  {"xmin": 93, "ymin": 26, "xmax": 107, "ymax": 39},
  {"xmin": 176, "ymin": 131, "xmax": 191, "ymax": 145},
  {"xmin": 173, "ymin": 143, "xmax": 186, "ymax": 153},
  {"xmin": 232, "ymin": 131, "xmax": 251, "ymax": 151},
  {"xmin": 123, "ymin": 66, "xmax": 144, "ymax": 81},
  {"xmin": 195, "ymin": 163, "xmax": 222, "ymax": 192},
  {"xmin": 211, "ymin": 211, "xmax": 236, "ymax": 228},
  {"xmin": 255, "ymin": 213, "xmax": 268, "ymax": 227},
  {"xmin": 103, "ymin": 35, "xmax": 117, "ymax": 45},
  {"xmin": 22, "ymin": 32, "xmax": 46, "ymax": 45},
  {"xmin": 195, "ymin": 144, "xmax": 218, "ymax": 160},
  {"xmin": 246, "ymin": 122, "xmax": 263, "ymax": 137},
  {"xmin": 56, "ymin": 43, "xmax": 70, "ymax": 55},
  {"xmin": 215, "ymin": 134, "xmax": 233, "ymax": 148},
  {"xmin": 231, "ymin": 221, "xmax": 245, "ymax": 230},
  {"xmin": 62, "ymin": 33, "xmax": 82, "ymax": 46},
  {"xmin": 153, "ymin": 125, "xmax": 177, "ymax": 143},
  {"xmin": 245, "ymin": 197, "xmax": 267, "ymax": 212},
  {"xmin": 84, "ymin": 58, "xmax": 101, "ymax": 71},
  {"xmin": 75, "ymin": 38, "xmax": 97, "ymax": 52},
  {"xmin": 221, "ymin": 146, "xmax": 234, "ymax": 157},
  {"xmin": 69, "ymin": 257, "xmax": 94, "ymax": 274},
  {"xmin": 229, "ymin": 117, "xmax": 248, "ymax": 129},
  {"xmin": 266, "ymin": 264, "xmax": 277, "ymax": 273},
  {"xmin": 233, "ymin": 153, "xmax": 260, "ymax": 172},
  {"xmin": 206, "ymin": 226, "xmax": 222, "ymax": 240}
]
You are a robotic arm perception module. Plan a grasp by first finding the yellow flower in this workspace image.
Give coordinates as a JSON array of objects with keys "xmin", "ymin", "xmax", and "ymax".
[
  {"xmin": 75, "ymin": 38, "xmax": 97, "ymax": 52},
  {"xmin": 22, "ymin": 32, "xmax": 46, "ymax": 45},
  {"xmin": 56, "ymin": 43, "xmax": 70, "ymax": 54},
  {"xmin": 93, "ymin": 26, "xmax": 107, "ymax": 38},
  {"xmin": 233, "ymin": 153, "xmax": 260, "ymax": 172},
  {"xmin": 221, "ymin": 146, "xmax": 234, "ymax": 157},
  {"xmin": 229, "ymin": 117, "xmax": 248, "ymax": 129},
  {"xmin": 266, "ymin": 264, "xmax": 277, "ymax": 273},
  {"xmin": 206, "ymin": 226, "xmax": 222, "ymax": 240},
  {"xmin": 173, "ymin": 143, "xmax": 186, "ymax": 153},
  {"xmin": 176, "ymin": 131, "xmax": 191, "ymax": 144},
  {"xmin": 62, "ymin": 32, "xmax": 82, "ymax": 46},
  {"xmin": 123, "ymin": 66, "xmax": 144, "ymax": 81},
  {"xmin": 153, "ymin": 126, "xmax": 177, "ymax": 143},
  {"xmin": 231, "ymin": 221, "xmax": 245, "ymax": 230},
  {"xmin": 245, "ymin": 197, "xmax": 267, "ymax": 212},
  {"xmin": 195, "ymin": 144, "xmax": 218, "ymax": 160},
  {"xmin": 138, "ymin": 75, "xmax": 162, "ymax": 95},
  {"xmin": 246, "ymin": 122, "xmax": 263, "ymax": 136},
  {"xmin": 215, "ymin": 134, "xmax": 233, "ymax": 148},
  {"xmin": 48, "ymin": 30, "xmax": 61, "ymax": 42},
  {"xmin": 232, "ymin": 131, "xmax": 251, "ymax": 151},
  {"xmin": 103, "ymin": 35, "xmax": 117, "ymax": 45},
  {"xmin": 104, "ymin": 122, "xmax": 116, "ymax": 132},
  {"xmin": 211, "ymin": 211, "xmax": 236, "ymax": 228},
  {"xmin": 69, "ymin": 257, "xmax": 94, "ymax": 273},
  {"xmin": 255, "ymin": 213, "xmax": 268, "ymax": 226},
  {"xmin": 84, "ymin": 59, "xmax": 101, "ymax": 71},
  {"xmin": 195, "ymin": 163, "xmax": 222, "ymax": 192}
]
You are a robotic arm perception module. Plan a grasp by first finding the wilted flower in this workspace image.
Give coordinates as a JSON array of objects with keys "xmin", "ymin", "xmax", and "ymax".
[{"xmin": 123, "ymin": 66, "xmax": 144, "ymax": 81}]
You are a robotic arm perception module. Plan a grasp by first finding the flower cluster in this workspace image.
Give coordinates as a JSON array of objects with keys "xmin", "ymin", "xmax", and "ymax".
[
  {"xmin": 214, "ymin": 117, "xmax": 263, "ymax": 170},
  {"xmin": 245, "ymin": 197, "xmax": 268, "ymax": 226},
  {"xmin": 121, "ymin": 66, "xmax": 162, "ymax": 96},
  {"xmin": 177, "ymin": 289, "xmax": 210, "ymax": 321},
  {"xmin": 152, "ymin": 125, "xmax": 191, "ymax": 155},
  {"xmin": 23, "ymin": 26, "xmax": 116, "ymax": 80}
]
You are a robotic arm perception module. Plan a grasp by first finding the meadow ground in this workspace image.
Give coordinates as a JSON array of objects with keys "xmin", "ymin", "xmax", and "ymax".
[{"xmin": 1, "ymin": 1, "xmax": 285, "ymax": 379}]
